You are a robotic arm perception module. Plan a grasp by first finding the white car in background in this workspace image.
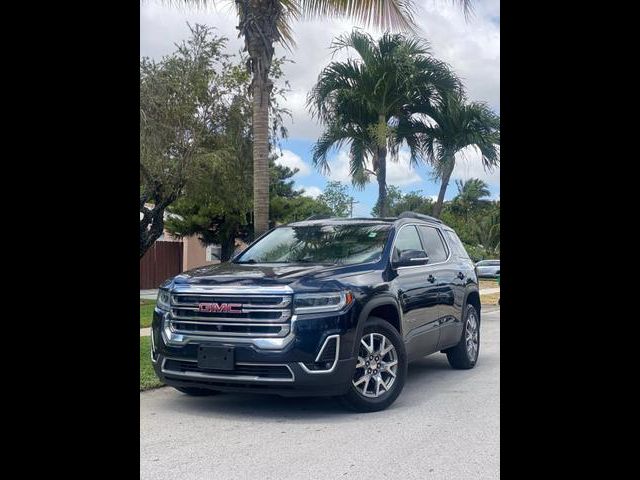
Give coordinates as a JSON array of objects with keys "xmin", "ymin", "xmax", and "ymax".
[{"xmin": 475, "ymin": 259, "xmax": 500, "ymax": 278}]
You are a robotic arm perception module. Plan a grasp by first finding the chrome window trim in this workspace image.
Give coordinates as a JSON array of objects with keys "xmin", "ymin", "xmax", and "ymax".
[
  {"xmin": 161, "ymin": 357, "xmax": 295, "ymax": 383},
  {"xmin": 298, "ymin": 334, "xmax": 340, "ymax": 374},
  {"xmin": 390, "ymin": 223, "xmax": 452, "ymax": 270}
]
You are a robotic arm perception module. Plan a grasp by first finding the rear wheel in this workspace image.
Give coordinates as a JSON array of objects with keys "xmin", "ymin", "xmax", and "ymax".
[
  {"xmin": 340, "ymin": 317, "xmax": 407, "ymax": 412},
  {"xmin": 445, "ymin": 304, "xmax": 480, "ymax": 369},
  {"xmin": 173, "ymin": 386, "xmax": 219, "ymax": 396}
]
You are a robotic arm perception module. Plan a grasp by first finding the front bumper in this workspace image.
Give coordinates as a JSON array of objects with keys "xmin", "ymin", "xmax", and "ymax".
[{"xmin": 151, "ymin": 306, "xmax": 359, "ymax": 397}]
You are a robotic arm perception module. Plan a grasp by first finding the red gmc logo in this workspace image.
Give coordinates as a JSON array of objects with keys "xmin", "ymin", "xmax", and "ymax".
[{"xmin": 198, "ymin": 302, "xmax": 242, "ymax": 313}]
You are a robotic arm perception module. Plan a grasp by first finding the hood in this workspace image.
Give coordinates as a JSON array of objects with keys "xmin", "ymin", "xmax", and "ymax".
[{"xmin": 166, "ymin": 261, "xmax": 378, "ymax": 292}]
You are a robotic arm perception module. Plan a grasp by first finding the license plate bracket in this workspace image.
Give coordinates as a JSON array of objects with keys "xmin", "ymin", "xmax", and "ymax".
[{"xmin": 197, "ymin": 345, "xmax": 235, "ymax": 371}]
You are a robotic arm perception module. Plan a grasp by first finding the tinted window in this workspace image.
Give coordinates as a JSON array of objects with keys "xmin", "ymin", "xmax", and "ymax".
[
  {"xmin": 418, "ymin": 226, "xmax": 448, "ymax": 263},
  {"xmin": 444, "ymin": 230, "xmax": 470, "ymax": 259},
  {"xmin": 235, "ymin": 224, "xmax": 391, "ymax": 265},
  {"xmin": 393, "ymin": 225, "xmax": 423, "ymax": 260}
]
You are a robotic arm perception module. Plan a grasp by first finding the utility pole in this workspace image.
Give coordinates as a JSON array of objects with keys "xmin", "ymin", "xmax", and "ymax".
[{"xmin": 349, "ymin": 198, "xmax": 359, "ymax": 218}]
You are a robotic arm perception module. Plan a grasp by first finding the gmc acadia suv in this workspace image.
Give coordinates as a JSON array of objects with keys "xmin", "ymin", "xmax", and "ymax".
[{"xmin": 151, "ymin": 212, "xmax": 481, "ymax": 412}]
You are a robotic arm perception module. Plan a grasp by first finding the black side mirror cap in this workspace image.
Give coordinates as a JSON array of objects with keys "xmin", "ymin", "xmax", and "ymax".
[{"xmin": 394, "ymin": 249, "xmax": 429, "ymax": 268}]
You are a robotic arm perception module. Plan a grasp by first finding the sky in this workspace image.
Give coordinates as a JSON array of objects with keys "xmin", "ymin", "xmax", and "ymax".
[{"xmin": 140, "ymin": 0, "xmax": 500, "ymax": 217}]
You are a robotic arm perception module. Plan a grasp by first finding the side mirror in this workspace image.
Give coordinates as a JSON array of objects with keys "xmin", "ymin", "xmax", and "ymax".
[{"xmin": 394, "ymin": 249, "xmax": 429, "ymax": 267}]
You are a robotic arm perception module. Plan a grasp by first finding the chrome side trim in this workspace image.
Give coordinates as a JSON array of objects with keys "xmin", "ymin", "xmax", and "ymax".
[
  {"xmin": 161, "ymin": 357, "xmax": 295, "ymax": 383},
  {"xmin": 150, "ymin": 327, "xmax": 158, "ymax": 364},
  {"xmin": 298, "ymin": 334, "xmax": 340, "ymax": 374}
]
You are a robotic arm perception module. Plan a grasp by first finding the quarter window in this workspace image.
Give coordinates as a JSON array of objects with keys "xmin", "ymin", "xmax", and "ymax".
[{"xmin": 418, "ymin": 226, "xmax": 448, "ymax": 263}]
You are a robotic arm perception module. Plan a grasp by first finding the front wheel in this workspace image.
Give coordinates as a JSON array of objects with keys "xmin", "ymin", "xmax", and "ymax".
[
  {"xmin": 445, "ymin": 304, "xmax": 480, "ymax": 369},
  {"xmin": 340, "ymin": 317, "xmax": 407, "ymax": 412}
]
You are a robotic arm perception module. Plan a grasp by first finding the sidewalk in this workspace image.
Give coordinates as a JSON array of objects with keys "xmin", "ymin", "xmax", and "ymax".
[
  {"xmin": 141, "ymin": 289, "xmax": 158, "ymax": 300},
  {"xmin": 480, "ymin": 287, "xmax": 500, "ymax": 295}
]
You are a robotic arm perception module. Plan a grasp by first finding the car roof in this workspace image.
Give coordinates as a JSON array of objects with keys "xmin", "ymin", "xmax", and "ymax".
[{"xmin": 286, "ymin": 212, "xmax": 451, "ymax": 230}]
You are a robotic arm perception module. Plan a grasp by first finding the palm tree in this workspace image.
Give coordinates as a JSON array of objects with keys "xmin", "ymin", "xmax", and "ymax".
[
  {"xmin": 452, "ymin": 177, "xmax": 490, "ymax": 220},
  {"xmin": 166, "ymin": 1, "xmax": 473, "ymax": 234},
  {"xmin": 166, "ymin": 1, "xmax": 419, "ymax": 235},
  {"xmin": 308, "ymin": 30, "xmax": 461, "ymax": 216},
  {"xmin": 420, "ymin": 93, "xmax": 500, "ymax": 218}
]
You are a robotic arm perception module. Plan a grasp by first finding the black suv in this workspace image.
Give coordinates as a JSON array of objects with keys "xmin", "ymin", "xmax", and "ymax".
[{"xmin": 151, "ymin": 212, "xmax": 480, "ymax": 412}]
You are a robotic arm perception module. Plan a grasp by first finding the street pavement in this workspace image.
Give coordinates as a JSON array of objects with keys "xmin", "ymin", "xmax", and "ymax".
[{"xmin": 140, "ymin": 309, "xmax": 500, "ymax": 479}]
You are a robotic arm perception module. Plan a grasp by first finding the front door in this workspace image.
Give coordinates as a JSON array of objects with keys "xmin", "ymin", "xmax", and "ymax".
[{"xmin": 391, "ymin": 224, "xmax": 442, "ymax": 361}]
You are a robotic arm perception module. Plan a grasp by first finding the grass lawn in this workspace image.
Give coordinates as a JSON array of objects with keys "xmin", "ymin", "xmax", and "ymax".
[
  {"xmin": 140, "ymin": 299, "xmax": 155, "ymax": 328},
  {"xmin": 140, "ymin": 336, "xmax": 164, "ymax": 391},
  {"xmin": 479, "ymin": 279, "xmax": 499, "ymax": 290},
  {"xmin": 480, "ymin": 292, "xmax": 500, "ymax": 305}
]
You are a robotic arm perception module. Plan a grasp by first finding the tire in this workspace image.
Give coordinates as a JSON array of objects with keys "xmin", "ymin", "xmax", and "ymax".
[
  {"xmin": 173, "ymin": 386, "xmax": 219, "ymax": 396},
  {"xmin": 340, "ymin": 317, "xmax": 407, "ymax": 413},
  {"xmin": 445, "ymin": 303, "xmax": 480, "ymax": 369}
]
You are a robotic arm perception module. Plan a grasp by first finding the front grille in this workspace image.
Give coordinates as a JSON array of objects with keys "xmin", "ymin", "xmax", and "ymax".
[
  {"xmin": 169, "ymin": 290, "xmax": 293, "ymax": 338},
  {"xmin": 163, "ymin": 358, "xmax": 294, "ymax": 381}
]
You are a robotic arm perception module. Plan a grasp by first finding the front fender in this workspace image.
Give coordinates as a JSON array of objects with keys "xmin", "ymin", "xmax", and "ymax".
[{"xmin": 350, "ymin": 294, "xmax": 403, "ymax": 358}]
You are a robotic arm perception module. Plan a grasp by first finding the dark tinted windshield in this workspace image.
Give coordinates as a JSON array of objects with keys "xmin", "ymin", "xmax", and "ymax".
[{"xmin": 235, "ymin": 224, "xmax": 391, "ymax": 265}]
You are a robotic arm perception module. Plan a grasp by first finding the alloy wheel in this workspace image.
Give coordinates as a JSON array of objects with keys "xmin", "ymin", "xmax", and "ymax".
[{"xmin": 352, "ymin": 332, "xmax": 398, "ymax": 398}]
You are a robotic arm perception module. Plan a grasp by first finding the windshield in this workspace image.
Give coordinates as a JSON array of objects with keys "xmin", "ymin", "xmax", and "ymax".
[{"xmin": 235, "ymin": 224, "xmax": 391, "ymax": 265}]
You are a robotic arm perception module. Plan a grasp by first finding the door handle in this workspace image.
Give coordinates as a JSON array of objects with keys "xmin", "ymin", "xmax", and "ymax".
[
  {"xmin": 457, "ymin": 272, "xmax": 465, "ymax": 280},
  {"xmin": 427, "ymin": 274, "xmax": 435, "ymax": 283}
]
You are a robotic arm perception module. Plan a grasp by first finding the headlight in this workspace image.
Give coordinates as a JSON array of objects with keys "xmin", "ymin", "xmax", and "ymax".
[
  {"xmin": 157, "ymin": 289, "xmax": 171, "ymax": 311},
  {"xmin": 293, "ymin": 291, "xmax": 353, "ymax": 314}
]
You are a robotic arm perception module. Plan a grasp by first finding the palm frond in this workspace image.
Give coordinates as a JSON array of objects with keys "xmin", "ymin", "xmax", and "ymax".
[{"xmin": 299, "ymin": 0, "xmax": 419, "ymax": 33}]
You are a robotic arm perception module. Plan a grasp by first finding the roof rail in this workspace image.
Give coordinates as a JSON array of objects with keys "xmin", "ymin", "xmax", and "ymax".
[
  {"xmin": 303, "ymin": 214, "xmax": 332, "ymax": 221},
  {"xmin": 398, "ymin": 211, "xmax": 442, "ymax": 223}
]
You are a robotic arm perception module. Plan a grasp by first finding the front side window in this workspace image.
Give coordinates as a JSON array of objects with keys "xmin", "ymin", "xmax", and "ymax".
[
  {"xmin": 234, "ymin": 224, "xmax": 391, "ymax": 265},
  {"xmin": 392, "ymin": 225, "xmax": 424, "ymax": 261},
  {"xmin": 418, "ymin": 226, "xmax": 448, "ymax": 263}
]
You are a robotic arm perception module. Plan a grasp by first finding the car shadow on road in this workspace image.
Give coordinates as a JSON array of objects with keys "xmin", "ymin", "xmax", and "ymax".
[{"xmin": 157, "ymin": 354, "xmax": 466, "ymax": 421}]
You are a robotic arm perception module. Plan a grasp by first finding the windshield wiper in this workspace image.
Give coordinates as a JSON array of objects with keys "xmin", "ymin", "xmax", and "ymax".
[{"xmin": 235, "ymin": 259, "xmax": 257, "ymax": 264}]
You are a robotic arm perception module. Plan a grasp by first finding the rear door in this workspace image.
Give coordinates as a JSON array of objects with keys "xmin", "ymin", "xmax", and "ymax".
[{"xmin": 417, "ymin": 225, "xmax": 458, "ymax": 344}]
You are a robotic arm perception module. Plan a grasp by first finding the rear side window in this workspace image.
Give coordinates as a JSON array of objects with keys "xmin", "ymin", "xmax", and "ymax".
[
  {"xmin": 444, "ymin": 230, "xmax": 470, "ymax": 259},
  {"xmin": 418, "ymin": 226, "xmax": 448, "ymax": 263},
  {"xmin": 393, "ymin": 225, "xmax": 424, "ymax": 260}
]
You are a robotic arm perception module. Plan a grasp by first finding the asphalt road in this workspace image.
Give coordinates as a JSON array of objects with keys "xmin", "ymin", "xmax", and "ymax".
[{"xmin": 140, "ymin": 308, "xmax": 500, "ymax": 479}]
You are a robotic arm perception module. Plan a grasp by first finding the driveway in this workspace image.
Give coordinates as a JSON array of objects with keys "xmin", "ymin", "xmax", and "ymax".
[{"xmin": 140, "ymin": 309, "xmax": 500, "ymax": 479}]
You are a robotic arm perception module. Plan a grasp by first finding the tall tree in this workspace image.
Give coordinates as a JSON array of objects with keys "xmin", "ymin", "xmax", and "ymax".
[
  {"xmin": 420, "ymin": 94, "xmax": 500, "ymax": 218},
  {"xmin": 168, "ymin": 0, "xmax": 471, "ymax": 235},
  {"xmin": 317, "ymin": 181, "xmax": 353, "ymax": 217},
  {"xmin": 308, "ymin": 30, "xmax": 461, "ymax": 216},
  {"xmin": 140, "ymin": 25, "xmax": 228, "ymax": 258}
]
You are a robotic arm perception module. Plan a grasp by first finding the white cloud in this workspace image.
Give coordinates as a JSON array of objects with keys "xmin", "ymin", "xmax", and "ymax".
[
  {"xmin": 451, "ymin": 145, "xmax": 500, "ymax": 187},
  {"xmin": 324, "ymin": 149, "xmax": 421, "ymax": 187},
  {"xmin": 275, "ymin": 149, "xmax": 310, "ymax": 176},
  {"xmin": 140, "ymin": 0, "xmax": 500, "ymax": 140},
  {"xmin": 299, "ymin": 185, "xmax": 322, "ymax": 198}
]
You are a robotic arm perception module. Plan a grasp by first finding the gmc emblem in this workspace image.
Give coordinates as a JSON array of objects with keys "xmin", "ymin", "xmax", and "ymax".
[{"xmin": 198, "ymin": 302, "xmax": 242, "ymax": 313}]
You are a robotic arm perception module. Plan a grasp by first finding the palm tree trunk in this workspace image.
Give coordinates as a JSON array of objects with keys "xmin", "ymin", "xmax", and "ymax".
[
  {"xmin": 252, "ymin": 77, "xmax": 271, "ymax": 236},
  {"xmin": 377, "ymin": 145, "xmax": 388, "ymax": 217},
  {"xmin": 239, "ymin": 1, "xmax": 280, "ymax": 237},
  {"xmin": 433, "ymin": 157, "xmax": 455, "ymax": 218}
]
